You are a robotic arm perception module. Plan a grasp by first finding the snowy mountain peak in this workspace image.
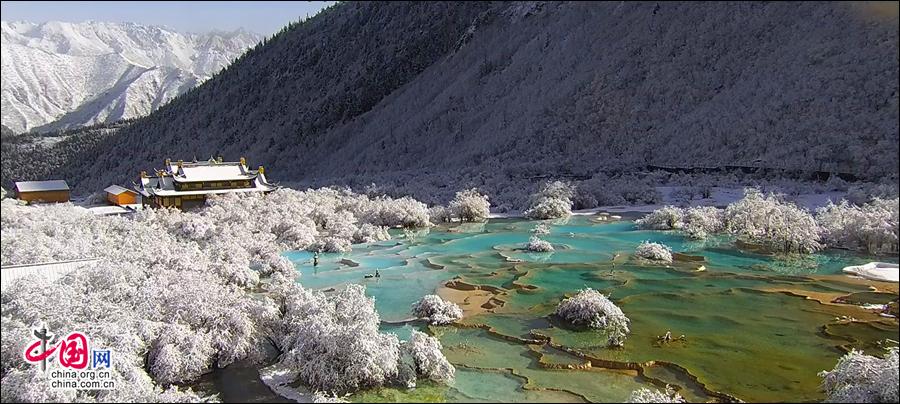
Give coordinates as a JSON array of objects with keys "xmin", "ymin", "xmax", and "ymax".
[{"xmin": 1, "ymin": 20, "xmax": 263, "ymax": 133}]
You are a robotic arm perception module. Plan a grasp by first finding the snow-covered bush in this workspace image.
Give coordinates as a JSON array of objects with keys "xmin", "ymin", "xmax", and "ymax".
[
  {"xmin": 411, "ymin": 295, "xmax": 464, "ymax": 325},
  {"xmin": 353, "ymin": 223, "xmax": 391, "ymax": 244},
  {"xmin": 360, "ymin": 196, "xmax": 431, "ymax": 228},
  {"xmin": 449, "ymin": 188, "xmax": 490, "ymax": 222},
  {"xmin": 626, "ymin": 387, "xmax": 686, "ymax": 403},
  {"xmin": 817, "ymin": 198, "xmax": 899, "ymax": 254},
  {"xmin": 635, "ymin": 241, "xmax": 673, "ymax": 263},
  {"xmin": 428, "ymin": 205, "xmax": 453, "ymax": 223},
  {"xmin": 846, "ymin": 183, "xmax": 900, "ymax": 206},
  {"xmin": 531, "ymin": 223, "xmax": 551, "ymax": 234},
  {"xmin": 635, "ymin": 206, "xmax": 684, "ymax": 230},
  {"xmin": 555, "ymin": 288, "xmax": 630, "ymax": 347},
  {"xmin": 683, "ymin": 205, "xmax": 726, "ymax": 240},
  {"xmin": 524, "ymin": 181, "xmax": 574, "ymax": 219},
  {"xmin": 725, "ymin": 188, "xmax": 822, "ymax": 253},
  {"xmin": 818, "ymin": 348, "xmax": 898, "ymax": 403},
  {"xmin": 524, "ymin": 236, "xmax": 554, "ymax": 252},
  {"xmin": 670, "ymin": 187, "xmax": 698, "ymax": 204},
  {"xmin": 400, "ymin": 330, "xmax": 455, "ymax": 384},
  {"xmin": 276, "ymin": 284, "xmax": 401, "ymax": 393},
  {"xmin": 309, "ymin": 236, "xmax": 353, "ymax": 253}
]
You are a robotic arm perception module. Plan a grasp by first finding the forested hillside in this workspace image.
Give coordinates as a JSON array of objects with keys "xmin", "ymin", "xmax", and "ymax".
[{"xmin": 2, "ymin": 1, "xmax": 897, "ymax": 201}]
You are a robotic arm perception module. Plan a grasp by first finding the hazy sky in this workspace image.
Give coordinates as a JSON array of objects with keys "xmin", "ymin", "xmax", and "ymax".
[{"xmin": 0, "ymin": 1, "xmax": 336, "ymax": 36}]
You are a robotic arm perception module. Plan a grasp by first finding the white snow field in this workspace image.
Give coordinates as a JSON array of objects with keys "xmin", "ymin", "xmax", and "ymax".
[{"xmin": 843, "ymin": 262, "xmax": 900, "ymax": 283}]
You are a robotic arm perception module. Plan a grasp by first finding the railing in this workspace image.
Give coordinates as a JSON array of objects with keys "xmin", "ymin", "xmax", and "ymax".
[{"xmin": 0, "ymin": 258, "xmax": 100, "ymax": 291}]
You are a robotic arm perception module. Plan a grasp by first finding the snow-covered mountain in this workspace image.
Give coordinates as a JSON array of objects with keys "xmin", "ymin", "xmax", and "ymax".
[{"xmin": 1, "ymin": 21, "xmax": 262, "ymax": 133}]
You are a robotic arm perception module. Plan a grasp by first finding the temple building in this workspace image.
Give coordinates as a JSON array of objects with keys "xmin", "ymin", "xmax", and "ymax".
[{"xmin": 134, "ymin": 157, "xmax": 276, "ymax": 210}]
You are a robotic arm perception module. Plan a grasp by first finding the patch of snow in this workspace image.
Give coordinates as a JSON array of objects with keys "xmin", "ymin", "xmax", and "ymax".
[{"xmin": 842, "ymin": 262, "xmax": 900, "ymax": 283}]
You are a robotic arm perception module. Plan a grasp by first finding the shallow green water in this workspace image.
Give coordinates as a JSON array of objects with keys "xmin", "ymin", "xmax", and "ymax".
[{"xmin": 284, "ymin": 215, "xmax": 899, "ymax": 403}]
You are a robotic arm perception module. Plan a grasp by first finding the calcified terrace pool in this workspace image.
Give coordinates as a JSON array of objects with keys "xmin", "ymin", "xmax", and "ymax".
[{"xmin": 281, "ymin": 216, "xmax": 899, "ymax": 403}]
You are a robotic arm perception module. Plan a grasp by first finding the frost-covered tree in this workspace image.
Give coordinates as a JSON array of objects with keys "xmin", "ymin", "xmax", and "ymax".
[
  {"xmin": 400, "ymin": 330, "xmax": 455, "ymax": 384},
  {"xmin": 359, "ymin": 196, "xmax": 431, "ymax": 228},
  {"xmin": 353, "ymin": 223, "xmax": 391, "ymax": 244},
  {"xmin": 274, "ymin": 284, "xmax": 456, "ymax": 395},
  {"xmin": 555, "ymin": 288, "xmax": 630, "ymax": 347},
  {"xmin": 449, "ymin": 188, "xmax": 490, "ymax": 222},
  {"xmin": 636, "ymin": 241, "xmax": 673, "ymax": 263},
  {"xmin": 411, "ymin": 295, "xmax": 464, "ymax": 325},
  {"xmin": 725, "ymin": 188, "xmax": 822, "ymax": 253},
  {"xmin": 818, "ymin": 348, "xmax": 898, "ymax": 403},
  {"xmin": 817, "ymin": 198, "xmax": 899, "ymax": 254},
  {"xmin": 524, "ymin": 236, "xmax": 554, "ymax": 252},
  {"xmin": 524, "ymin": 181, "xmax": 575, "ymax": 219},
  {"xmin": 428, "ymin": 205, "xmax": 453, "ymax": 224},
  {"xmin": 275, "ymin": 284, "xmax": 402, "ymax": 393},
  {"xmin": 531, "ymin": 223, "xmax": 551, "ymax": 234},
  {"xmin": 635, "ymin": 206, "xmax": 685, "ymax": 230},
  {"xmin": 682, "ymin": 205, "xmax": 726, "ymax": 240},
  {"xmin": 626, "ymin": 386, "xmax": 686, "ymax": 403}
]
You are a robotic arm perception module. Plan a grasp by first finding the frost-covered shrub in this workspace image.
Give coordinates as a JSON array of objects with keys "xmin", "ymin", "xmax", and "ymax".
[
  {"xmin": 411, "ymin": 295, "xmax": 463, "ymax": 325},
  {"xmin": 428, "ymin": 205, "xmax": 453, "ymax": 223},
  {"xmin": 531, "ymin": 223, "xmax": 551, "ymax": 234},
  {"xmin": 276, "ymin": 284, "xmax": 401, "ymax": 393},
  {"xmin": 360, "ymin": 196, "xmax": 431, "ymax": 228},
  {"xmin": 309, "ymin": 237, "xmax": 353, "ymax": 253},
  {"xmin": 555, "ymin": 288, "xmax": 630, "ymax": 347},
  {"xmin": 449, "ymin": 188, "xmax": 490, "ymax": 222},
  {"xmin": 846, "ymin": 183, "xmax": 900, "ymax": 206},
  {"xmin": 571, "ymin": 187, "xmax": 599, "ymax": 210},
  {"xmin": 670, "ymin": 187, "xmax": 697, "ymax": 204},
  {"xmin": 724, "ymin": 188, "xmax": 822, "ymax": 253},
  {"xmin": 635, "ymin": 241, "xmax": 673, "ymax": 263},
  {"xmin": 353, "ymin": 223, "xmax": 391, "ymax": 244},
  {"xmin": 683, "ymin": 206, "xmax": 725, "ymax": 240},
  {"xmin": 635, "ymin": 206, "xmax": 684, "ymax": 230},
  {"xmin": 524, "ymin": 181, "xmax": 574, "ymax": 219},
  {"xmin": 817, "ymin": 198, "xmax": 899, "ymax": 254},
  {"xmin": 524, "ymin": 236, "xmax": 554, "ymax": 252},
  {"xmin": 400, "ymin": 330, "xmax": 455, "ymax": 384},
  {"xmin": 818, "ymin": 348, "xmax": 898, "ymax": 403},
  {"xmin": 626, "ymin": 387, "xmax": 686, "ymax": 403}
]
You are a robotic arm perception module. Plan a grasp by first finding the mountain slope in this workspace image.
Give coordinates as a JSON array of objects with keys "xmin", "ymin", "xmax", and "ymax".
[
  {"xmin": 0, "ymin": 21, "xmax": 261, "ymax": 133},
  {"xmin": 5, "ymin": 1, "xmax": 898, "ymax": 197}
]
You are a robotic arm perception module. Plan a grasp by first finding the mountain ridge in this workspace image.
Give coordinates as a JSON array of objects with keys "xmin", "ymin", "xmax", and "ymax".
[
  {"xmin": 2, "ymin": 1, "xmax": 897, "ymax": 201},
  {"xmin": 1, "ymin": 20, "xmax": 262, "ymax": 133}
]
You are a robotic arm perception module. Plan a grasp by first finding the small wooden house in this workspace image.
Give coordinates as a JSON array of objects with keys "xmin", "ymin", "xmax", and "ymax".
[
  {"xmin": 104, "ymin": 185, "xmax": 139, "ymax": 206},
  {"xmin": 13, "ymin": 180, "xmax": 70, "ymax": 203}
]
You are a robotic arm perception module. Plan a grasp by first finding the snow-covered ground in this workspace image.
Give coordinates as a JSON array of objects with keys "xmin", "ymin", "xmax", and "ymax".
[{"xmin": 842, "ymin": 262, "xmax": 900, "ymax": 283}]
